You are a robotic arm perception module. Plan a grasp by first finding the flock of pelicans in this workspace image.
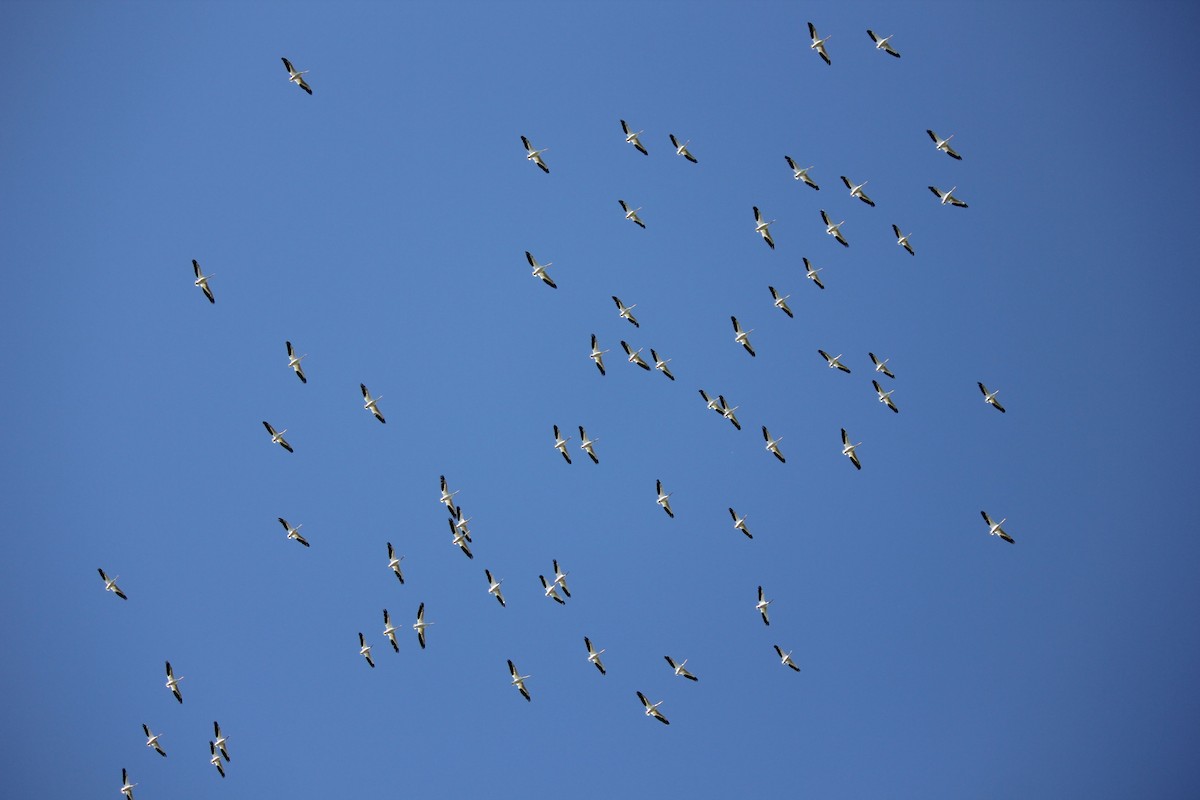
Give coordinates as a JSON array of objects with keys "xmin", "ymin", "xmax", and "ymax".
[{"xmin": 108, "ymin": 26, "xmax": 1020, "ymax": 795}]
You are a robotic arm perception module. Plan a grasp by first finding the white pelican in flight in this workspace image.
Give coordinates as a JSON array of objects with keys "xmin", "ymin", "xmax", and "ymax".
[
  {"xmin": 620, "ymin": 119, "xmax": 648, "ymax": 155},
  {"xmin": 929, "ymin": 185, "xmax": 968, "ymax": 207},
  {"xmin": 192, "ymin": 259, "xmax": 215, "ymax": 304},
  {"xmin": 589, "ymin": 334, "xmax": 609, "ymax": 375},
  {"xmin": 208, "ymin": 741, "xmax": 226, "ymax": 778},
  {"xmin": 584, "ymin": 637, "xmax": 607, "ymax": 674},
  {"xmin": 655, "ymin": 479, "xmax": 674, "ymax": 518},
  {"xmin": 820, "ymin": 209, "xmax": 849, "ymax": 247},
  {"xmin": 669, "ymin": 133, "xmax": 698, "ymax": 163},
  {"xmin": 164, "ymin": 661, "xmax": 183, "ymax": 704},
  {"xmin": 699, "ymin": 389, "xmax": 722, "ymax": 415},
  {"xmin": 413, "ymin": 602, "xmax": 431, "ymax": 649},
  {"xmin": 718, "ymin": 394, "xmax": 741, "ymax": 430},
  {"xmin": 360, "ymin": 383, "xmax": 386, "ymax": 423},
  {"xmin": 213, "ymin": 721, "xmax": 230, "ymax": 762},
  {"xmin": 808, "ymin": 22, "xmax": 832, "ymax": 65},
  {"xmin": 841, "ymin": 428, "xmax": 862, "ymax": 470},
  {"xmin": 818, "ymin": 349, "xmax": 851, "ymax": 373},
  {"xmin": 802, "ymin": 257, "xmax": 825, "ymax": 289},
  {"xmin": 664, "ymin": 656, "xmax": 699, "ymax": 681},
  {"xmin": 873, "ymin": 379, "xmax": 899, "ymax": 413},
  {"xmin": 927, "ymin": 130, "xmax": 962, "ymax": 160},
  {"xmin": 525, "ymin": 251, "xmax": 557, "ymax": 289},
  {"xmin": 448, "ymin": 518, "xmax": 474, "ymax": 559},
  {"xmin": 508, "ymin": 659, "xmax": 532, "ymax": 702},
  {"xmin": 277, "ymin": 517, "xmax": 310, "ymax": 547},
  {"xmin": 621, "ymin": 340, "xmax": 651, "ymax": 371},
  {"xmin": 98, "ymin": 568, "xmax": 127, "ymax": 600},
  {"xmin": 439, "ymin": 475, "xmax": 460, "ymax": 516},
  {"xmin": 980, "ymin": 511, "xmax": 1016, "ymax": 544},
  {"xmin": 840, "ymin": 176, "xmax": 876, "ymax": 207},
  {"xmin": 869, "ymin": 352, "xmax": 895, "ymax": 378},
  {"xmin": 978, "ymin": 382, "xmax": 1006, "ymax": 413},
  {"xmin": 867, "ymin": 30, "xmax": 901, "ymax": 57},
  {"xmin": 756, "ymin": 585, "xmax": 772, "ymax": 625},
  {"xmin": 539, "ymin": 574, "xmax": 566, "ymax": 605},
  {"xmin": 485, "ymin": 569, "xmax": 506, "ymax": 607},
  {"xmin": 637, "ymin": 691, "xmax": 670, "ymax": 725},
  {"xmin": 552, "ymin": 559, "xmax": 571, "ymax": 598},
  {"xmin": 142, "ymin": 724, "xmax": 166, "ymax": 757},
  {"xmin": 762, "ymin": 426, "xmax": 786, "ymax": 463},
  {"xmin": 784, "ymin": 156, "xmax": 820, "ymax": 190},
  {"xmin": 774, "ymin": 645, "xmax": 801, "ymax": 672},
  {"xmin": 650, "ymin": 349, "xmax": 675, "ymax": 380},
  {"xmin": 731, "ymin": 316, "xmax": 756, "ymax": 357},
  {"xmin": 383, "ymin": 609, "xmax": 400, "ymax": 652},
  {"xmin": 729, "ymin": 507, "xmax": 752, "ymax": 539},
  {"xmin": 892, "ymin": 225, "xmax": 915, "ymax": 256},
  {"xmin": 449, "ymin": 506, "xmax": 472, "ymax": 542},
  {"xmin": 578, "ymin": 426, "xmax": 599, "ymax": 464},
  {"xmin": 753, "ymin": 205, "xmax": 776, "ymax": 249},
  {"xmin": 612, "ymin": 296, "xmax": 640, "ymax": 328},
  {"xmin": 552, "ymin": 424, "xmax": 573, "ymax": 463},
  {"xmin": 520, "ymin": 135, "xmax": 550, "ymax": 173},
  {"xmin": 618, "ymin": 199, "xmax": 646, "ymax": 229},
  {"xmin": 768, "ymin": 286, "xmax": 794, "ymax": 318},
  {"xmin": 262, "ymin": 421, "xmax": 293, "ymax": 453},
  {"xmin": 281, "ymin": 57, "xmax": 312, "ymax": 94},
  {"xmin": 120, "ymin": 768, "xmax": 137, "ymax": 799},
  {"xmin": 386, "ymin": 542, "xmax": 405, "ymax": 584},
  {"xmin": 285, "ymin": 341, "xmax": 307, "ymax": 383}
]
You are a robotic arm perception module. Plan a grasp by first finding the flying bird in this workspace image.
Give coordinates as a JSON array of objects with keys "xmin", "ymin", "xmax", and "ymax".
[
  {"xmin": 508, "ymin": 659, "xmax": 532, "ymax": 702},
  {"xmin": 584, "ymin": 637, "xmax": 607, "ymax": 674},
  {"xmin": 386, "ymin": 542, "xmax": 405, "ymax": 584},
  {"xmin": 213, "ymin": 721, "xmax": 230, "ymax": 762},
  {"xmin": 98, "ymin": 568, "xmax": 127, "ymax": 600},
  {"xmin": 520, "ymin": 135, "xmax": 550, "ymax": 173},
  {"xmin": 669, "ymin": 133, "xmax": 698, "ymax": 163},
  {"xmin": 655, "ymin": 479, "xmax": 674, "ymax": 518},
  {"xmin": 485, "ymin": 569, "xmax": 506, "ymax": 607},
  {"xmin": 927, "ymin": 130, "xmax": 962, "ymax": 160},
  {"xmin": 756, "ymin": 585, "xmax": 773, "ymax": 625},
  {"xmin": 618, "ymin": 199, "xmax": 646, "ymax": 228},
  {"xmin": 820, "ymin": 209, "xmax": 849, "ymax": 247},
  {"xmin": 208, "ymin": 741, "xmax": 225, "ymax": 778},
  {"xmin": 277, "ymin": 517, "xmax": 309, "ymax": 547},
  {"xmin": 142, "ymin": 724, "xmax": 166, "ymax": 757},
  {"xmin": 120, "ymin": 768, "xmax": 137, "ymax": 799},
  {"xmin": 164, "ymin": 661, "xmax": 183, "ymax": 704},
  {"xmin": 717, "ymin": 395, "xmax": 742, "ymax": 430},
  {"xmin": 449, "ymin": 506, "xmax": 473, "ymax": 543},
  {"xmin": 892, "ymin": 225, "xmax": 915, "ymax": 255},
  {"xmin": 753, "ymin": 205, "xmax": 776, "ymax": 249},
  {"xmin": 525, "ymin": 251, "xmax": 557, "ymax": 288},
  {"xmin": 929, "ymin": 185, "xmax": 968, "ymax": 207},
  {"xmin": 869, "ymin": 352, "xmax": 895, "ymax": 378},
  {"xmin": 650, "ymin": 349, "xmax": 675, "ymax": 380},
  {"xmin": 762, "ymin": 426, "xmax": 786, "ymax": 463},
  {"xmin": 803, "ymin": 257, "xmax": 825, "ymax": 289},
  {"xmin": 578, "ymin": 426, "xmax": 599, "ymax": 464},
  {"xmin": 784, "ymin": 156, "xmax": 820, "ymax": 189},
  {"xmin": 439, "ymin": 475, "xmax": 460, "ymax": 516},
  {"xmin": 448, "ymin": 517, "xmax": 474, "ymax": 559},
  {"xmin": 552, "ymin": 424, "xmax": 573, "ymax": 463},
  {"xmin": 552, "ymin": 559, "xmax": 571, "ymax": 598},
  {"xmin": 768, "ymin": 286, "xmax": 794, "ymax": 318},
  {"xmin": 873, "ymin": 380, "xmax": 900, "ymax": 413},
  {"xmin": 360, "ymin": 383, "xmax": 386, "ymax": 423},
  {"xmin": 262, "ymin": 421, "xmax": 293, "ymax": 453},
  {"xmin": 981, "ymin": 510, "xmax": 1016, "ymax": 544},
  {"xmin": 867, "ymin": 29, "xmax": 901, "ymax": 57},
  {"xmin": 621, "ymin": 340, "xmax": 652, "ymax": 371},
  {"xmin": 731, "ymin": 316, "xmax": 756, "ymax": 357},
  {"xmin": 808, "ymin": 22, "xmax": 832, "ymax": 65},
  {"xmin": 818, "ymin": 350, "xmax": 851, "ymax": 373},
  {"xmin": 413, "ymin": 602, "xmax": 431, "ymax": 649},
  {"xmin": 840, "ymin": 176, "xmax": 876, "ymax": 207},
  {"xmin": 589, "ymin": 334, "xmax": 610, "ymax": 375},
  {"xmin": 841, "ymin": 428, "xmax": 863, "ymax": 470},
  {"xmin": 665, "ymin": 656, "xmax": 699, "ymax": 681},
  {"xmin": 191, "ymin": 259, "xmax": 215, "ymax": 304},
  {"xmin": 978, "ymin": 382, "xmax": 1006, "ymax": 412},
  {"xmin": 620, "ymin": 119, "xmax": 648, "ymax": 155},
  {"xmin": 729, "ymin": 507, "xmax": 752, "ymax": 539},
  {"xmin": 383, "ymin": 609, "xmax": 400, "ymax": 652},
  {"xmin": 774, "ymin": 645, "xmax": 802, "ymax": 672},
  {"xmin": 612, "ymin": 296, "xmax": 640, "ymax": 328},
  {"xmin": 699, "ymin": 389, "xmax": 723, "ymax": 415},
  {"xmin": 281, "ymin": 57, "xmax": 312, "ymax": 94},
  {"xmin": 285, "ymin": 341, "xmax": 307, "ymax": 383},
  {"xmin": 539, "ymin": 574, "xmax": 566, "ymax": 605},
  {"xmin": 357, "ymin": 633, "xmax": 375, "ymax": 668},
  {"xmin": 637, "ymin": 691, "xmax": 670, "ymax": 725}
]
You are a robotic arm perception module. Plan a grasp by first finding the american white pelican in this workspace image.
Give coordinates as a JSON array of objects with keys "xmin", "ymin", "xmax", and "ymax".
[
  {"xmin": 357, "ymin": 632, "xmax": 375, "ymax": 668},
  {"xmin": 612, "ymin": 295, "xmax": 640, "ymax": 328},
  {"xmin": 980, "ymin": 510, "xmax": 1016, "ymax": 544},
  {"xmin": 650, "ymin": 348, "xmax": 675, "ymax": 380},
  {"xmin": 717, "ymin": 394, "xmax": 742, "ymax": 430},
  {"xmin": 803, "ymin": 257, "xmax": 825, "ymax": 290},
  {"xmin": 753, "ymin": 206, "xmax": 776, "ymax": 249},
  {"xmin": 262, "ymin": 421, "xmax": 293, "ymax": 453},
  {"xmin": 620, "ymin": 119, "xmax": 648, "ymax": 155},
  {"xmin": 485, "ymin": 569, "xmax": 506, "ymax": 607},
  {"xmin": 383, "ymin": 609, "xmax": 400, "ymax": 652},
  {"xmin": 209, "ymin": 741, "xmax": 225, "ymax": 778},
  {"xmin": 589, "ymin": 334, "xmax": 610, "ymax": 375},
  {"xmin": 448, "ymin": 518, "xmax": 474, "ymax": 559},
  {"xmin": 818, "ymin": 349, "xmax": 851, "ymax": 373},
  {"xmin": 873, "ymin": 379, "xmax": 899, "ymax": 413},
  {"xmin": 277, "ymin": 517, "xmax": 310, "ymax": 547},
  {"xmin": 637, "ymin": 691, "xmax": 670, "ymax": 725},
  {"xmin": 664, "ymin": 656, "xmax": 699, "ymax": 681},
  {"xmin": 892, "ymin": 225, "xmax": 915, "ymax": 255},
  {"xmin": 927, "ymin": 130, "xmax": 962, "ymax": 160},
  {"xmin": 808, "ymin": 22, "xmax": 832, "ymax": 65},
  {"xmin": 731, "ymin": 316, "xmax": 756, "ymax": 357},
  {"xmin": 539, "ymin": 574, "xmax": 566, "ymax": 605},
  {"xmin": 668, "ymin": 133, "xmax": 698, "ymax": 163},
  {"xmin": 841, "ymin": 428, "xmax": 862, "ymax": 470},
  {"xmin": 164, "ymin": 661, "xmax": 183, "ymax": 704},
  {"xmin": 98, "ymin": 568, "xmax": 127, "ymax": 600},
  {"xmin": 768, "ymin": 286, "xmax": 794, "ymax": 318},
  {"xmin": 386, "ymin": 542, "xmax": 405, "ymax": 584},
  {"xmin": 762, "ymin": 426, "xmax": 786, "ymax": 463},
  {"xmin": 553, "ymin": 424, "xmax": 573, "ymax": 463},
  {"xmin": 867, "ymin": 30, "xmax": 901, "ymax": 57},
  {"xmin": 840, "ymin": 176, "xmax": 876, "ymax": 207},
  {"xmin": 520, "ymin": 135, "xmax": 550, "ymax": 173},
  {"xmin": 978, "ymin": 382, "xmax": 1006, "ymax": 413},
  {"xmin": 728, "ymin": 507, "xmax": 752, "ymax": 539},
  {"xmin": 142, "ymin": 724, "xmax": 166, "ymax": 757},
  {"xmin": 784, "ymin": 156, "xmax": 820, "ymax": 190},
  {"xmin": 285, "ymin": 341, "xmax": 307, "ymax": 383},
  {"xmin": 413, "ymin": 602, "xmax": 431, "ymax": 649},
  {"xmin": 281, "ymin": 57, "xmax": 312, "ymax": 94},
  {"xmin": 508, "ymin": 659, "xmax": 532, "ymax": 701},
  {"xmin": 774, "ymin": 645, "xmax": 801, "ymax": 672},
  {"xmin": 621, "ymin": 340, "xmax": 651, "ymax": 371},
  {"xmin": 578, "ymin": 426, "xmax": 599, "ymax": 464},
  {"xmin": 120, "ymin": 768, "xmax": 137, "ymax": 799},
  {"xmin": 525, "ymin": 250, "xmax": 557, "ymax": 288},
  {"xmin": 213, "ymin": 721, "xmax": 230, "ymax": 762},
  {"xmin": 929, "ymin": 185, "xmax": 968, "ymax": 207},
  {"xmin": 699, "ymin": 389, "xmax": 723, "ymax": 415},
  {"xmin": 584, "ymin": 637, "xmax": 607, "ymax": 674},
  {"xmin": 869, "ymin": 352, "xmax": 895, "ymax": 378},
  {"xmin": 192, "ymin": 259, "xmax": 215, "ymax": 304},
  {"xmin": 552, "ymin": 559, "xmax": 571, "ymax": 598},
  {"xmin": 449, "ymin": 506, "xmax": 472, "ymax": 542},
  {"xmin": 618, "ymin": 199, "xmax": 646, "ymax": 229},
  {"xmin": 439, "ymin": 475, "xmax": 460, "ymax": 516},
  {"xmin": 820, "ymin": 209, "xmax": 849, "ymax": 247},
  {"xmin": 655, "ymin": 479, "xmax": 674, "ymax": 518},
  {"xmin": 360, "ymin": 383, "xmax": 386, "ymax": 423},
  {"xmin": 756, "ymin": 585, "xmax": 772, "ymax": 625}
]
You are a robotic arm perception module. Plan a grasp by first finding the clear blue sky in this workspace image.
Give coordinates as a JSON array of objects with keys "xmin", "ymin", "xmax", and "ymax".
[{"xmin": 3, "ymin": 1, "xmax": 1199, "ymax": 797}]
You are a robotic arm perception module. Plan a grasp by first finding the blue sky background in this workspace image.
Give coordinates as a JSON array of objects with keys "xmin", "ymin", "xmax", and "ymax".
[{"xmin": 2, "ymin": 1, "xmax": 1199, "ymax": 797}]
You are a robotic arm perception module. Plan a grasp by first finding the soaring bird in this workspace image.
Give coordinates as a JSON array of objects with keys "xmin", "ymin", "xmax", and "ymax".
[
  {"xmin": 729, "ymin": 507, "xmax": 752, "ymax": 539},
  {"xmin": 525, "ymin": 251, "xmax": 557, "ymax": 288},
  {"xmin": 618, "ymin": 199, "xmax": 646, "ymax": 229},
  {"xmin": 413, "ymin": 602, "xmax": 431, "ymax": 649},
  {"xmin": 869, "ymin": 352, "xmax": 895, "ymax": 378},
  {"xmin": 620, "ymin": 119, "xmax": 648, "ymax": 155},
  {"xmin": 621, "ymin": 340, "xmax": 652, "ymax": 371},
  {"xmin": 612, "ymin": 295, "xmax": 640, "ymax": 328},
  {"xmin": 360, "ymin": 383, "xmax": 386, "ymax": 423},
  {"xmin": 552, "ymin": 559, "xmax": 571, "ymax": 598},
  {"xmin": 578, "ymin": 426, "xmax": 600, "ymax": 464},
  {"xmin": 808, "ymin": 22, "xmax": 832, "ymax": 65},
  {"xmin": 285, "ymin": 341, "xmax": 307, "ymax": 383},
  {"xmin": 731, "ymin": 316, "xmax": 756, "ymax": 357},
  {"xmin": 978, "ymin": 382, "xmax": 1006, "ymax": 412},
  {"xmin": 753, "ymin": 206, "xmax": 776, "ymax": 249},
  {"xmin": 584, "ymin": 637, "xmax": 607, "ymax": 674},
  {"xmin": 867, "ymin": 29, "xmax": 901, "ymax": 57},
  {"xmin": 539, "ymin": 574, "xmax": 566, "ymax": 605},
  {"xmin": 213, "ymin": 721, "xmax": 230, "ymax": 762},
  {"xmin": 818, "ymin": 349, "xmax": 851, "ymax": 373},
  {"xmin": 803, "ymin": 257, "xmax": 825, "ymax": 290},
  {"xmin": 485, "ymin": 569, "xmax": 506, "ymax": 607},
  {"xmin": 927, "ymin": 130, "xmax": 962, "ymax": 160},
  {"xmin": 358, "ymin": 633, "xmax": 375, "ymax": 668},
  {"xmin": 98, "ymin": 568, "xmax": 127, "ymax": 600},
  {"xmin": 774, "ymin": 645, "xmax": 802, "ymax": 672},
  {"xmin": 768, "ymin": 286, "xmax": 794, "ymax": 318},
  {"xmin": 164, "ymin": 661, "xmax": 183, "ymax": 704},
  {"xmin": 717, "ymin": 395, "xmax": 742, "ymax": 430},
  {"xmin": 840, "ymin": 175, "xmax": 876, "ymax": 207},
  {"xmin": 552, "ymin": 424, "xmax": 573, "ymax": 463},
  {"xmin": 820, "ymin": 209, "xmax": 849, "ymax": 247},
  {"xmin": 756, "ymin": 585, "xmax": 773, "ymax": 625},
  {"xmin": 142, "ymin": 724, "xmax": 166, "ymax": 757},
  {"xmin": 589, "ymin": 334, "xmax": 610, "ymax": 375},
  {"xmin": 669, "ymin": 133, "xmax": 698, "ymax": 163},
  {"xmin": 762, "ymin": 426, "xmax": 786, "ymax": 463},
  {"xmin": 650, "ymin": 348, "xmax": 675, "ymax": 380},
  {"xmin": 980, "ymin": 510, "xmax": 1016, "ymax": 544},
  {"xmin": 281, "ymin": 57, "xmax": 312, "ymax": 94},
  {"xmin": 873, "ymin": 380, "xmax": 900, "ymax": 413},
  {"xmin": 841, "ymin": 428, "xmax": 862, "ymax": 470},
  {"xmin": 383, "ymin": 609, "xmax": 400, "ymax": 652},
  {"xmin": 929, "ymin": 185, "xmax": 968, "ymax": 207},
  {"xmin": 655, "ymin": 479, "xmax": 674, "ymax": 518},
  {"xmin": 785, "ymin": 156, "xmax": 820, "ymax": 189},
  {"xmin": 637, "ymin": 691, "xmax": 670, "ymax": 725},
  {"xmin": 386, "ymin": 542, "xmax": 405, "ymax": 584},
  {"xmin": 192, "ymin": 259, "xmax": 215, "ymax": 304},
  {"xmin": 665, "ymin": 656, "xmax": 699, "ymax": 682},
  {"xmin": 262, "ymin": 421, "xmax": 293, "ymax": 453},
  {"xmin": 439, "ymin": 474, "xmax": 460, "ymax": 517},
  {"xmin": 892, "ymin": 225, "xmax": 915, "ymax": 256},
  {"xmin": 208, "ymin": 741, "xmax": 226, "ymax": 778},
  {"xmin": 277, "ymin": 517, "xmax": 309, "ymax": 547},
  {"xmin": 120, "ymin": 768, "xmax": 137, "ymax": 799},
  {"xmin": 508, "ymin": 659, "xmax": 532, "ymax": 702},
  {"xmin": 520, "ymin": 135, "xmax": 550, "ymax": 173}
]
